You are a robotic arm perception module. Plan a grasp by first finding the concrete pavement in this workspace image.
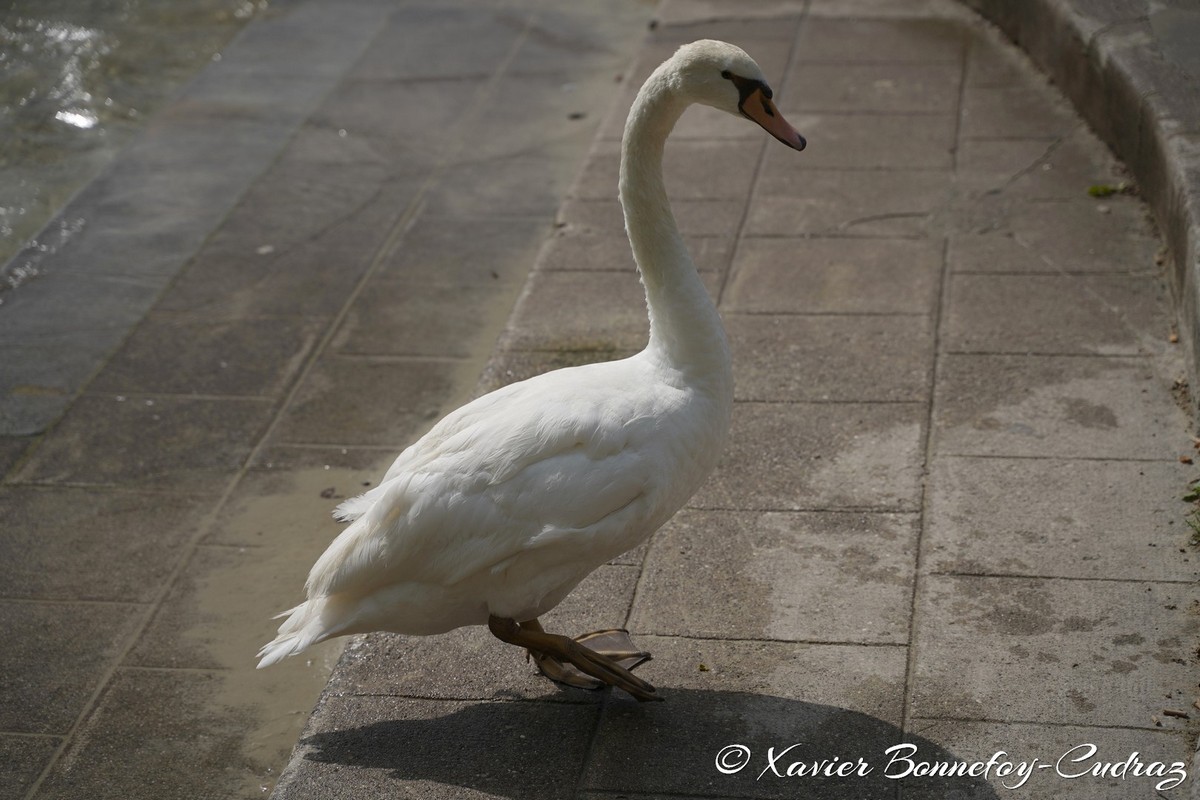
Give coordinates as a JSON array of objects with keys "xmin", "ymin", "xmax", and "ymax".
[
  {"xmin": 960, "ymin": 0, "xmax": 1200, "ymax": 420},
  {"xmin": 274, "ymin": 1, "xmax": 1199, "ymax": 798},
  {"xmin": 2, "ymin": 0, "xmax": 1198, "ymax": 798}
]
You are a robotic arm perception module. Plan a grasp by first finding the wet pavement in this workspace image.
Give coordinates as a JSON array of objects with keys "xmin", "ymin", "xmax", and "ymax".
[
  {"xmin": 1, "ymin": 0, "xmax": 1198, "ymax": 798},
  {"xmin": 0, "ymin": 0, "xmax": 270, "ymax": 271}
]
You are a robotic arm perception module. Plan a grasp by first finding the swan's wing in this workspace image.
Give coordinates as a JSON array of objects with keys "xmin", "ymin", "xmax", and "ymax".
[
  {"xmin": 305, "ymin": 386, "xmax": 660, "ymax": 600},
  {"xmin": 332, "ymin": 386, "xmax": 524, "ymax": 523}
]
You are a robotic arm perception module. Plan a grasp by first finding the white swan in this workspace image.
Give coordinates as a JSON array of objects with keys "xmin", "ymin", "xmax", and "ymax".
[{"xmin": 258, "ymin": 39, "xmax": 805, "ymax": 701}]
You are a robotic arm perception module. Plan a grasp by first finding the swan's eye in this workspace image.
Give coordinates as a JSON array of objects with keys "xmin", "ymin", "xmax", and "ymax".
[{"xmin": 720, "ymin": 69, "xmax": 732, "ymax": 79}]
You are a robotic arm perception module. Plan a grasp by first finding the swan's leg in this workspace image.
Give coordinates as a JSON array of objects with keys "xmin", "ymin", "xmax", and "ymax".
[
  {"xmin": 487, "ymin": 615, "xmax": 661, "ymax": 702},
  {"xmin": 521, "ymin": 619, "xmax": 603, "ymax": 691}
]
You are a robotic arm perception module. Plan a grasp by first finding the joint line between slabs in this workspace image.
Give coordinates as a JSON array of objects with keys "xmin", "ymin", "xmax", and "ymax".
[
  {"xmin": 928, "ymin": 571, "xmax": 1197, "ymax": 585},
  {"xmin": 0, "ymin": 597, "xmax": 147, "ymax": 607},
  {"xmin": 908, "ymin": 714, "xmax": 1189, "ymax": 733},
  {"xmin": 0, "ymin": 731, "xmax": 62, "ymax": 740},
  {"xmin": 900, "ymin": 56, "xmax": 969, "ymax": 742},
  {"xmin": 330, "ymin": 691, "xmax": 602, "ymax": 706},
  {"xmin": 641, "ymin": 631, "xmax": 907, "ymax": 648},
  {"xmin": 935, "ymin": 452, "xmax": 1178, "ymax": 463},
  {"xmin": 0, "ymin": 481, "xmax": 222, "ymax": 497},
  {"xmin": 684, "ymin": 503, "xmax": 919, "ymax": 513}
]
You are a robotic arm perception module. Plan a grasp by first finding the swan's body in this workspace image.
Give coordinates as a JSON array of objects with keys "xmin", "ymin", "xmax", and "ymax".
[
  {"xmin": 279, "ymin": 353, "xmax": 727, "ymax": 639},
  {"xmin": 258, "ymin": 40, "xmax": 804, "ymax": 699}
]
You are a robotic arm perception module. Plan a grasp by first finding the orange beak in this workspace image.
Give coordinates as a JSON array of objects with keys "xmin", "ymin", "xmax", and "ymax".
[{"xmin": 740, "ymin": 86, "xmax": 806, "ymax": 151}]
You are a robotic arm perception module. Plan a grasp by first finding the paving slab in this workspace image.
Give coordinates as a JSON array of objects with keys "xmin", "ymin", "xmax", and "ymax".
[
  {"xmin": 424, "ymin": 156, "xmax": 582, "ymax": 219},
  {"xmin": 205, "ymin": 451, "xmax": 386, "ymax": 548},
  {"xmin": 469, "ymin": 71, "xmax": 628, "ymax": 162},
  {"xmin": 0, "ymin": 436, "xmax": 30, "ymax": 476},
  {"xmin": 782, "ymin": 62, "xmax": 963, "ymax": 114},
  {"xmin": 724, "ymin": 237, "xmax": 943, "ymax": 314},
  {"xmin": 766, "ymin": 111, "xmax": 957, "ymax": 170},
  {"xmin": 351, "ymin": 4, "xmax": 527, "ymax": 81},
  {"xmin": 933, "ymin": 354, "xmax": 1185, "ymax": 459},
  {"xmin": 910, "ymin": 575, "xmax": 1199, "ymax": 730},
  {"xmin": 0, "ymin": 601, "xmax": 142, "ymax": 735},
  {"xmin": 794, "ymin": 16, "xmax": 966, "ymax": 62},
  {"xmin": 955, "ymin": 125, "xmax": 1131, "ymax": 199},
  {"xmin": 960, "ymin": 83, "xmax": 1079, "ymax": 140},
  {"xmin": 0, "ymin": 272, "xmax": 166, "ymax": 346},
  {"xmin": 375, "ymin": 216, "xmax": 553, "ymax": 285},
  {"xmin": 925, "ymin": 457, "xmax": 1199, "ymax": 582},
  {"xmin": 506, "ymin": 3, "xmax": 658, "ymax": 76},
  {"xmin": 904, "ymin": 719, "xmax": 1193, "ymax": 799},
  {"xmin": 0, "ymin": 736, "xmax": 61, "ymax": 800},
  {"xmin": 748, "ymin": 167, "xmax": 955, "ymax": 237},
  {"xmin": 0, "ymin": 337, "xmax": 125, "ymax": 437},
  {"xmin": 699, "ymin": 401, "xmax": 926, "ymax": 511},
  {"xmin": 153, "ymin": 184, "xmax": 406, "ymax": 320},
  {"xmin": 0, "ymin": 276, "xmax": 166, "ymax": 436},
  {"xmin": 89, "ymin": 314, "xmax": 326, "ymax": 397},
  {"xmin": 947, "ymin": 225, "xmax": 1161, "ymax": 275},
  {"xmin": 0, "ymin": 487, "xmax": 208, "ymax": 602},
  {"xmin": 725, "ymin": 313, "xmax": 933, "ymax": 402},
  {"xmin": 331, "ymin": 280, "xmax": 513, "ymax": 359},
  {"xmin": 32, "ymin": 669, "xmax": 268, "ymax": 800},
  {"xmin": 272, "ymin": 356, "xmax": 458, "ymax": 448},
  {"xmin": 310, "ymin": 79, "xmax": 485, "ymax": 161},
  {"xmin": 15, "ymin": 394, "xmax": 274, "ymax": 492},
  {"xmin": 477, "ymin": 344, "xmax": 638, "ymax": 384},
  {"xmin": 943, "ymin": 272, "xmax": 1166, "ymax": 356},
  {"xmin": 631, "ymin": 509, "xmax": 918, "ymax": 643}
]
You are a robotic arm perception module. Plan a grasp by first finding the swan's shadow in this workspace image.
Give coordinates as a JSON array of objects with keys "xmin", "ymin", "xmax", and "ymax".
[{"xmin": 296, "ymin": 687, "xmax": 1001, "ymax": 799}]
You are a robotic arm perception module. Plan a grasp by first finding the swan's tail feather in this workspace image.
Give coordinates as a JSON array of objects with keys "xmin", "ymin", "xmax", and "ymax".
[{"xmin": 257, "ymin": 597, "xmax": 343, "ymax": 668}]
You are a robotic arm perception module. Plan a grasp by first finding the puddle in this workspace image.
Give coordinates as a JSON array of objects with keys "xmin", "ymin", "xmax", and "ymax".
[
  {"xmin": 176, "ymin": 465, "xmax": 382, "ymax": 796},
  {"xmin": 0, "ymin": 0, "xmax": 268, "ymax": 275}
]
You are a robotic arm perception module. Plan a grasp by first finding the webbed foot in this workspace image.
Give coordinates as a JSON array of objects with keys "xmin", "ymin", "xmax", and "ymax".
[
  {"xmin": 488, "ymin": 616, "xmax": 661, "ymax": 702},
  {"xmin": 528, "ymin": 627, "xmax": 651, "ymax": 689}
]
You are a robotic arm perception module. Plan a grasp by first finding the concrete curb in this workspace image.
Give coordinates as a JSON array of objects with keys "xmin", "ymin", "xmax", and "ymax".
[{"xmin": 958, "ymin": 0, "xmax": 1200, "ymax": 411}]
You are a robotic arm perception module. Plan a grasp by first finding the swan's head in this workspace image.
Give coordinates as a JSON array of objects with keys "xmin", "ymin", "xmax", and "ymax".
[{"xmin": 670, "ymin": 39, "xmax": 806, "ymax": 151}]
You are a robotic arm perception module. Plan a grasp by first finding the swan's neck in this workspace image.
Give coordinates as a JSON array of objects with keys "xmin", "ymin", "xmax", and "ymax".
[{"xmin": 620, "ymin": 69, "xmax": 732, "ymax": 403}]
